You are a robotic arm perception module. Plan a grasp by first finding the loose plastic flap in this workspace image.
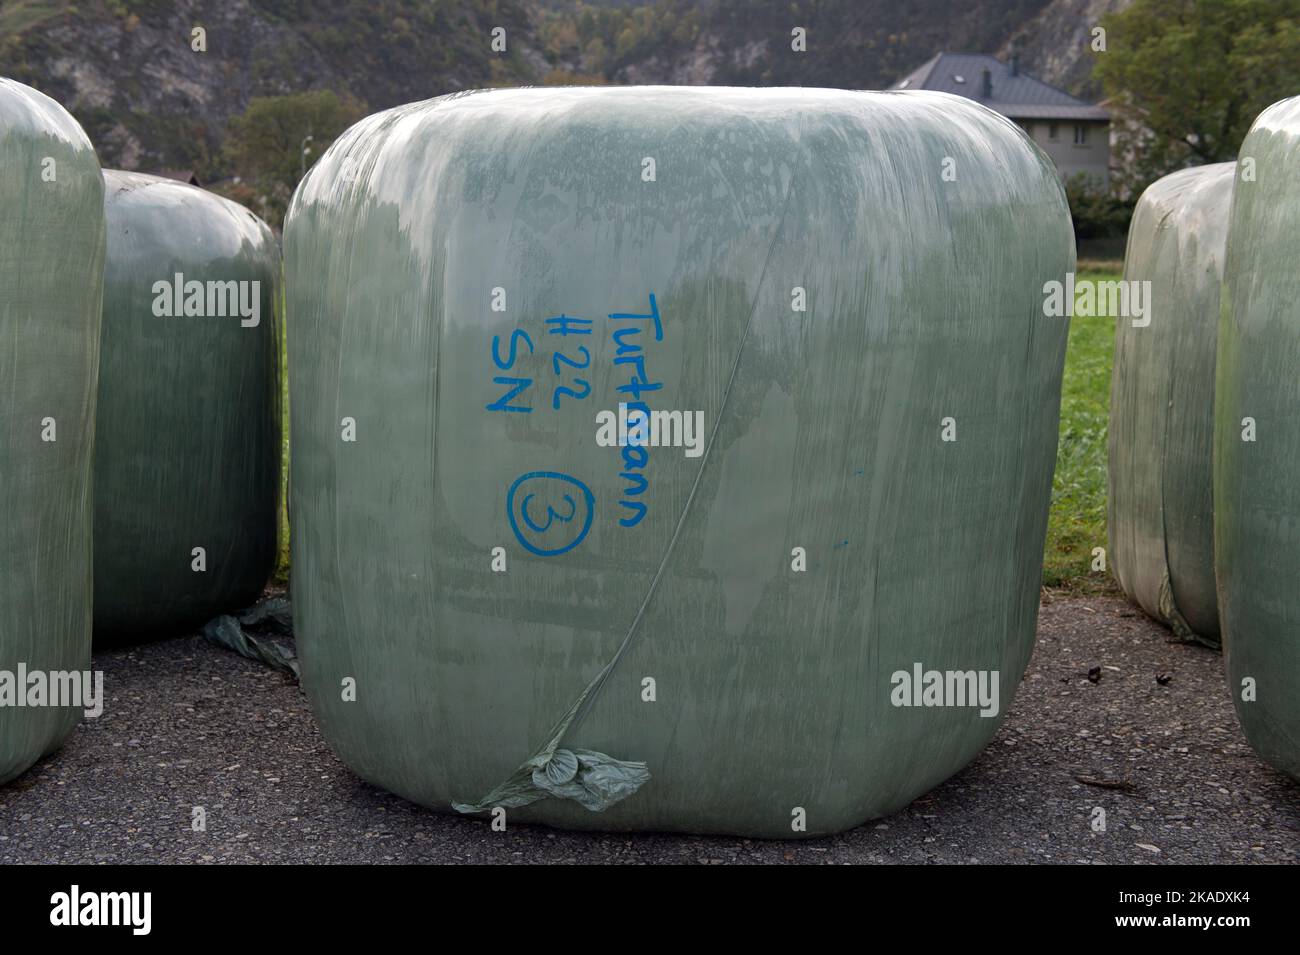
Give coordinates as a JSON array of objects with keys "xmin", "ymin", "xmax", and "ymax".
[{"xmin": 202, "ymin": 596, "xmax": 299, "ymax": 678}]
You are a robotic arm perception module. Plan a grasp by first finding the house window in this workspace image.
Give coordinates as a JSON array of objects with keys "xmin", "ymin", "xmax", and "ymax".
[
  {"xmin": 1074, "ymin": 124, "xmax": 1089, "ymax": 145},
  {"xmin": 1048, "ymin": 123, "xmax": 1059, "ymax": 141}
]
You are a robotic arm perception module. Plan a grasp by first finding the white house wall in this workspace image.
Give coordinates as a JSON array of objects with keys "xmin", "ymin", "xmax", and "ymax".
[{"xmin": 1019, "ymin": 120, "xmax": 1110, "ymax": 189}]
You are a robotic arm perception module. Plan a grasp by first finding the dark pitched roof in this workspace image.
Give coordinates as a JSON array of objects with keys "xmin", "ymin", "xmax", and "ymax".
[
  {"xmin": 892, "ymin": 52, "xmax": 1109, "ymax": 122},
  {"xmin": 153, "ymin": 168, "xmax": 202, "ymax": 186}
]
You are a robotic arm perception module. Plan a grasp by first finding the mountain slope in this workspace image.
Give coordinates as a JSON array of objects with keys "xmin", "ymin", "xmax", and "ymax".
[
  {"xmin": 0, "ymin": 0, "xmax": 541, "ymax": 172},
  {"xmin": 1, "ymin": 0, "xmax": 1094, "ymax": 176},
  {"xmin": 998, "ymin": 0, "xmax": 1133, "ymax": 98}
]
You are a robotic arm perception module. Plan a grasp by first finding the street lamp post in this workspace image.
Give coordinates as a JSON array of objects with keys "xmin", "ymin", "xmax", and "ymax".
[{"xmin": 300, "ymin": 134, "xmax": 314, "ymax": 178}]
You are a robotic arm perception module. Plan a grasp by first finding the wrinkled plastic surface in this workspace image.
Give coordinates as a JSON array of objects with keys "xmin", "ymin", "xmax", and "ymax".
[
  {"xmin": 202, "ymin": 596, "xmax": 298, "ymax": 677},
  {"xmin": 1215, "ymin": 97, "xmax": 1300, "ymax": 781},
  {"xmin": 0, "ymin": 79, "xmax": 104, "ymax": 784},
  {"xmin": 1109, "ymin": 162, "xmax": 1233, "ymax": 647},
  {"xmin": 285, "ymin": 87, "xmax": 1074, "ymax": 836},
  {"xmin": 94, "ymin": 171, "xmax": 280, "ymax": 643}
]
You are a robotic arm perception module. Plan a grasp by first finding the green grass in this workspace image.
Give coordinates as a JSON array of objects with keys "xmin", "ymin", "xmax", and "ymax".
[{"xmin": 1044, "ymin": 271, "xmax": 1119, "ymax": 593}]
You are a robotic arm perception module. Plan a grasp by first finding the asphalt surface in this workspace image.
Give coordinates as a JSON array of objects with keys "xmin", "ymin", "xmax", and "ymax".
[{"xmin": 1, "ymin": 594, "xmax": 1296, "ymax": 864}]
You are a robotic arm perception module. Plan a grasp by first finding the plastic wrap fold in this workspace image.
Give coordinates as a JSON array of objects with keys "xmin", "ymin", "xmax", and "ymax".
[
  {"xmin": 0, "ymin": 80, "xmax": 104, "ymax": 784},
  {"xmin": 1215, "ymin": 97, "xmax": 1300, "ymax": 782},
  {"xmin": 1108, "ymin": 162, "xmax": 1234, "ymax": 648},
  {"xmin": 93, "ymin": 171, "xmax": 280, "ymax": 643},
  {"xmin": 284, "ymin": 87, "xmax": 1074, "ymax": 836},
  {"xmin": 202, "ymin": 596, "xmax": 298, "ymax": 677}
]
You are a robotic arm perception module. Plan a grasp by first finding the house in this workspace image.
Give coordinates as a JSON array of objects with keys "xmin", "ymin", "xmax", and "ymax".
[{"xmin": 892, "ymin": 53, "xmax": 1110, "ymax": 189}]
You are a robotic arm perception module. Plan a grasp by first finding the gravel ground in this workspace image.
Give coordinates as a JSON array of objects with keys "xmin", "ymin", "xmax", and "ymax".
[{"xmin": 1, "ymin": 594, "xmax": 1296, "ymax": 864}]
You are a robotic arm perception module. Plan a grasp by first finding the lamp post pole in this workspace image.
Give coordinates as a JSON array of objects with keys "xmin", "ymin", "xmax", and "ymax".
[{"xmin": 300, "ymin": 134, "xmax": 314, "ymax": 178}]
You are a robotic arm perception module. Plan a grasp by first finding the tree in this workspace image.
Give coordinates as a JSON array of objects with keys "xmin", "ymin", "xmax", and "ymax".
[
  {"xmin": 223, "ymin": 90, "xmax": 366, "ymax": 227},
  {"xmin": 1096, "ymin": 0, "xmax": 1300, "ymax": 193},
  {"xmin": 1065, "ymin": 173, "xmax": 1135, "ymax": 244}
]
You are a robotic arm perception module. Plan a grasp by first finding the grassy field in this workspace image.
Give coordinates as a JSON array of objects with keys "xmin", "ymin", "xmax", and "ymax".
[
  {"xmin": 1044, "ymin": 270, "xmax": 1119, "ymax": 593},
  {"xmin": 272, "ymin": 271, "xmax": 1121, "ymax": 592}
]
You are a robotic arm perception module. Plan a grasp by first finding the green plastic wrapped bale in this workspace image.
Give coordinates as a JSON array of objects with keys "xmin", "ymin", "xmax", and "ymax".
[
  {"xmin": 1215, "ymin": 96, "xmax": 1300, "ymax": 782},
  {"xmin": 1108, "ymin": 162, "xmax": 1234, "ymax": 648},
  {"xmin": 0, "ymin": 79, "xmax": 105, "ymax": 784},
  {"xmin": 94, "ymin": 171, "xmax": 280, "ymax": 642},
  {"xmin": 285, "ymin": 87, "xmax": 1074, "ymax": 836}
]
